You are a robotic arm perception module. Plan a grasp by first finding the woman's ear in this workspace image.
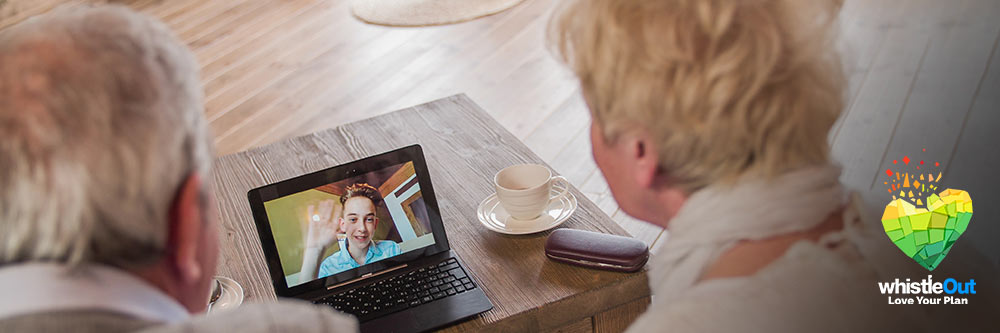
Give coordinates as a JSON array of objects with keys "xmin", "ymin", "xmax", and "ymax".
[{"xmin": 630, "ymin": 133, "xmax": 660, "ymax": 189}]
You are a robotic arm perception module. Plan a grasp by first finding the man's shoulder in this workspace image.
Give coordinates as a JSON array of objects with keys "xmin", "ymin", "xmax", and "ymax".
[
  {"xmin": 0, "ymin": 301, "xmax": 357, "ymax": 333},
  {"xmin": 0, "ymin": 310, "xmax": 156, "ymax": 332},
  {"xmin": 145, "ymin": 300, "xmax": 357, "ymax": 333}
]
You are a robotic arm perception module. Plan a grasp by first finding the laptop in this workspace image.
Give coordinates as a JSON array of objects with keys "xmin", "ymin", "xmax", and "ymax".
[{"xmin": 247, "ymin": 144, "xmax": 493, "ymax": 333}]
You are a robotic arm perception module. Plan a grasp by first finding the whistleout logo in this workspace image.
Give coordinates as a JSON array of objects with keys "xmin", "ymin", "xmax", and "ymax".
[
  {"xmin": 879, "ymin": 275, "xmax": 976, "ymax": 305},
  {"xmin": 877, "ymin": 150, "xmax": 976, "ymax": 305},
  {"xmin": 879, "ymin": 151, "xmax": 973, "ymax": 271}
]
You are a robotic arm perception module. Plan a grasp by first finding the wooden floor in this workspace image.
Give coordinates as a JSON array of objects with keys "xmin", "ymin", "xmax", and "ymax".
[{"xmin": 2, "ymin": 0, "xmax": 998, "ymax": 264}]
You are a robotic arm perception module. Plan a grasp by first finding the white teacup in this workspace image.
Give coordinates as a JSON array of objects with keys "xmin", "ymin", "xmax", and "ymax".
[{"xmin": 494, "ymin": 164, "xmax": 570, "ymax": 220}]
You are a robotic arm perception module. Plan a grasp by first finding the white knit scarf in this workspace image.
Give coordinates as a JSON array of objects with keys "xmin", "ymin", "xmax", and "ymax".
[{"xmin": 648, "ymin": 164, "xmax": 845, "ymax": 303}]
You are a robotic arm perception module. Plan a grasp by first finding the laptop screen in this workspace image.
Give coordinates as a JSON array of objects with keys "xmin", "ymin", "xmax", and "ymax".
[{"xmin": 261, "ymin": 160, "xmax": 437, "ymax": 287}]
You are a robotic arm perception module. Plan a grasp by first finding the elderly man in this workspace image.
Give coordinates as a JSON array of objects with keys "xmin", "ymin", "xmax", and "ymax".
[{"xmin": 0, "ymin": 5, "xmax": 356, "ymax": 332}]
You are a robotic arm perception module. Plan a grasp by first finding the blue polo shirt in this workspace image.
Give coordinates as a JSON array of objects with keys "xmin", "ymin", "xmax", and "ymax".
[{"xmin": 318, "ymin": 239, "xmax": 401, "ymax": 277}]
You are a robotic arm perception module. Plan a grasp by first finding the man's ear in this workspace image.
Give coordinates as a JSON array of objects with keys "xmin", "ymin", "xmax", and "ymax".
[
  {"xmin": 167, "ymin": 173, "xmax": 205, "ymax": 285},
  {"xmin": 339, "ymin": 217, "xmax": 347, "ymax": 234},
  {"xmin": 629, "ymin": 134, "xmax": 660, "ymax": 189}
]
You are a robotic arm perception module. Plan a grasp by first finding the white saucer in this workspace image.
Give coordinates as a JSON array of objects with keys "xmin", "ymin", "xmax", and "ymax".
[
  {"xmin": 207, "ymin": 276, "xmax": 244, "ymax": 315},
  {"xmin": 477, "ymin": 187, "xmax": 577, "ymax": 235}
]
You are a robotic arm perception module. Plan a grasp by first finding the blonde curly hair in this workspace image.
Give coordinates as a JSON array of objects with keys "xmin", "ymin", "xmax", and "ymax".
[{"xmin": 552, "ymin": 0, "xmax": 845, "ymax": 192}]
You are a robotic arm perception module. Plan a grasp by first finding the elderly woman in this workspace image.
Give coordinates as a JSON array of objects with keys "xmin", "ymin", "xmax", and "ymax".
[{"xmin": 551, "ymin": 0, "xmax": 993, "ymax": 331}]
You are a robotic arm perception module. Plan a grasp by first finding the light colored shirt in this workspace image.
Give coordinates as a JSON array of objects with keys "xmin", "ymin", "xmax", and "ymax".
[
  {"xmin": 318, "ymin": 239, "xmax": 401, "ymax": 277},
  {"xmin": 625, "ymin": 211, "xmax": 1000, "ymax": 332},
  {"xmin": 627, "ymin": 238, "xmax": 924, "ymax": 332},
  {"xmin": 0, "ymin": 263, "xmax": 189, "ymax": 323}
]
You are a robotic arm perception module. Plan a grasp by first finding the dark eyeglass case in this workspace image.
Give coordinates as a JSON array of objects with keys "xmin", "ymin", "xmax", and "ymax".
[{"xmin": 544, "ymin": 228, "xmax": 649, "ymax": 273}]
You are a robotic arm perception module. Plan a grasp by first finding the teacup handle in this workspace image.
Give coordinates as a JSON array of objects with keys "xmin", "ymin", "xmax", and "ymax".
[{"xmin": 549, "ymin": 176, "xmax": 570, "ymax": 203}]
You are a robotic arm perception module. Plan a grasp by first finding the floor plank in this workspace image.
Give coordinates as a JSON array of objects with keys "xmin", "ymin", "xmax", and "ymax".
[
  {"xmin": 928, "ymin": 24, "xmax": 1000, "ymax": 265},
  {"xmin": 870, "ymin": 0, "xmax": 1000, "ymax": 194},
  {"xmin": 522, "ymin": 92, "xmax": 590, "ymax": 162},
  {"xmin": 832, "ymin": 0, "xmax": 1000, "ymax": 264},
  {"xmin": 830, "ymin": 0, "xmax": 892, "ymax": 139},
  {"xmin": 832, "ymin": 0, "xmax": 937, "ymax": 206}
]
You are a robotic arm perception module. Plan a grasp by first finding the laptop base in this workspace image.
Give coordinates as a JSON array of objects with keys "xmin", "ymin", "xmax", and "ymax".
[{"xmin": 361, "ymin": 284, "xmax": 491, "ymax": 333}]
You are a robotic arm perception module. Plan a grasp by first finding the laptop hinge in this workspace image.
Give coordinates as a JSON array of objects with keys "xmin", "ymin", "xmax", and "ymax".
[{"xmin": 327, "ymin": 263, "xmax": 409, "ymax": 290}]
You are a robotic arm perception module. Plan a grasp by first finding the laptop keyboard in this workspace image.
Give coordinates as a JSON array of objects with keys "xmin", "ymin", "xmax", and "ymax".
[{"xmin": 316, "ymin": 258, "xmax": 478, "ymax": 322}]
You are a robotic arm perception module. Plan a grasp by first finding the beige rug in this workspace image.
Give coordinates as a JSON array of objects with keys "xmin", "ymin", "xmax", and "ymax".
[{"xmin": 351, "ymin": 0, "xmax": 526, "ymax": 27}]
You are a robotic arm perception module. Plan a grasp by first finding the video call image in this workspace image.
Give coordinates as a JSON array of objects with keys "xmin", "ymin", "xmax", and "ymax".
[{"xmin": 263, "ymin": 162, "xmax": 436, "ymax": 287}]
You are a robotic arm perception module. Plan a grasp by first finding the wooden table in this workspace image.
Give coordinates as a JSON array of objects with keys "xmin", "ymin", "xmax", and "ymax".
[{"xmin": 210, "ymin": 94, "xmax": 651, "ymax": 332}]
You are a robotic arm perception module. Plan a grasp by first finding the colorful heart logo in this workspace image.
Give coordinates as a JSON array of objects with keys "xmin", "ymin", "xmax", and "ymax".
[{"xmin": 881, "ymin": 189, "xmax": 973, "ymax": 271}]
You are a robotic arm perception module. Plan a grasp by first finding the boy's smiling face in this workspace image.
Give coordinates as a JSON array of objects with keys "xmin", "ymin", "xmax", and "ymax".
[{"xmin": 339, "ymin": 196, "xmax": 378, "ymax": 248}]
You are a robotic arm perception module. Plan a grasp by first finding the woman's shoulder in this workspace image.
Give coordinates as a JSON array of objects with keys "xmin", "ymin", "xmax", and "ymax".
[
  {"xmin": 632, "ymin": 247, "xmax": 918, "ymax": 332},
  {"xmin": 646, "ymin": 239, "xmax": 928, "ymax": 331}
]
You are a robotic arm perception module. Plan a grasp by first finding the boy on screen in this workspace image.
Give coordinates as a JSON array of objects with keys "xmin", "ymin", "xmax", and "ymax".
[{"xmin": 301, "ymin": 183, "xmax": 401, "ymax": 281}]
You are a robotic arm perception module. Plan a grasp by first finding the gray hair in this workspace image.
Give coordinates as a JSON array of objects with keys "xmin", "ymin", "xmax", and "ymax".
[{"xmin": 0, "ymin": 5, "xmax": 213, "ymax": 268}]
